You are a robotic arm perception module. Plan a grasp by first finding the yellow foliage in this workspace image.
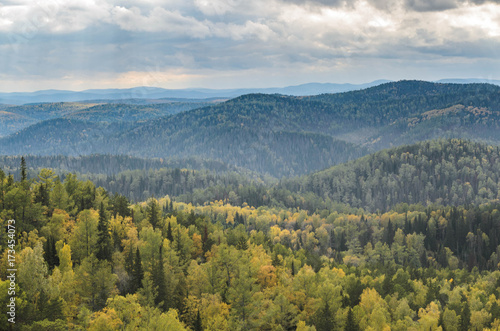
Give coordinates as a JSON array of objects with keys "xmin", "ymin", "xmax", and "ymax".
[
  {"xmin": 257, "ymin": 265, "xmax": 277, "ymax": 288},
  {"xmin": 89, "ymin": 308, "xmax": 123, "ymax": 331}
]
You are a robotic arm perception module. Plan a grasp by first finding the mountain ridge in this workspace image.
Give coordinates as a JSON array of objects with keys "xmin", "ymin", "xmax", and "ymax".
[{"xmin": 2, "ymin": 80, "xmax": 500, "ymax": 178}]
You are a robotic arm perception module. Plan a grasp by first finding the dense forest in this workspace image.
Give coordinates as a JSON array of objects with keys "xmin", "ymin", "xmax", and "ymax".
[
  {"xmin": 2, "ymin": 139, "xmax": 500, "ymax": 330},
  {"xmin": 0, "ymin": 100, "xmax": 219, "ymax": 137},
  {"xmin": 2, "ymin": 82, "xmax": 500, "ymax": 330},
  {"xmin": 2, "ymin": 81, "xmax": 500, "ymax": 177},
  {"xmin": 276, "ymin": 139, "xmax": 500, "ymax": 212},
  {"xmin": 5, "ymin": 139, "xmax": 500, "ymax": 213}
]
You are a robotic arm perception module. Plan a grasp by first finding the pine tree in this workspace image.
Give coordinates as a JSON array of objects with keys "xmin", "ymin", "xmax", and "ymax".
[
  {"xmin": 133, "ymin": 247, "xmax": 144, "ymax": 293},
  {"xmin": 459, "ymin": 300, "xmax": 471, "ymax": 331},
  {"xmin": 20, "ymin": 156, "xmax": 27, "ymax": 182},
  {"xmin": 345, "ymin": 308, "xmax": 360, "ymax": 331},
  {"xmin": 314, "ymin": 300, "xmax": 335, "ymax": 331},
  {"xmin": 44, "ymin": 236, "xmax": 59, "ymax": 270},
  {"xmin": 193, "ymin": 310, "xmax": 203, "ymax": 331},
  {"xmin": 96, "ymin": 202, "xmax": 112, "ymax": 261},
  {"xmin": 153, "ymin": 245, "xmax": 167, "ymax": 309},
  {"xmin": 385, "ymin": 219, "xmax": 395, "ymax": 246},
  {"xmin": 147, "ymin": 198, "xmax": 161, "ymax": 228},
  {"xmin": 125, "ymin": 245, "xmax": 134, "ymax": 292},
  {"xmin": 167, "ymin": 221, "xmax": 173, "ymax": 242}
]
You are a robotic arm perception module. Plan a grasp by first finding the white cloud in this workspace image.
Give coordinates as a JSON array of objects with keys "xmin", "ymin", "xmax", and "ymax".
[{"xmin": 0, "ymin": 0, "xmax": 499, "ymax": 91}]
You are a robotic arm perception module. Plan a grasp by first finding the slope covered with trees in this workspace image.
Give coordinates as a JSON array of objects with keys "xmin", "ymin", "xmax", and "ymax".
[
  {"xmin": 276, "ymin": 139, "xmax": 500, "ymax": 212},
  {"xmin": 2, "ymin": 81, "xmax": 500, "ymax": 178},
  {"xmin": 3, "ymin": 162, "xmax": 500, "ymax": 330},
  {"xmin": 0, "ymin": 100, "xmax": 218, "ymax": 138}
]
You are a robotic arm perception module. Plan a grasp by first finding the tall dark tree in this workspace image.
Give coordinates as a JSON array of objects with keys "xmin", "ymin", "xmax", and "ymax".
[
  {"xmin": 124, "ymin": 245, "xmax": 134, "ymax": 290},
  {"xmin": 20, "ymin": 156, "xmax": 27, "ymax": 182},
  {"xmin": 96, "ymin": 202, "xmax": 112, "ymax": 261},
  {"xmin": 147, "ymin": 198, "xmax": 161, "ymax": 228},
  {"xmin": 44, "ymin": 236, "xmax": 59, "ymax": 270},
  {"xmin": 132, "ymin": 247, "xmax": 144, "ymax": 293},
  {"xmin": 385, "ymin": 219, "xmax": 395, "ymax": 246},
  {"xmin": 345, "ymin": 308, "xmax": 360, "ymax": 331},
  {"xmin": 459, "ymin": 300, "xmax": 471, "ymax": 331},
  {"xmin": 314, "ymin": 300, "xmax": 336, "ymax": 331},
  {"xmin": 193, "ymin": 310, "xmax": 203, "ymax": 331},
  {"xmin": 153, "ymin": 245, "xmax": 167, "ymax": 309},
  {"xmin": 111, "ymin": 193, "xmax": 130, "ymax": 218},
  {"xmin": 167, "ymin": 221, "xmax": 173, "ymax": 242}
]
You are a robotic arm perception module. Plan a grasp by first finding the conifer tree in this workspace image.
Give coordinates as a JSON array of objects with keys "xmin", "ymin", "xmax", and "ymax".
[
  {"xmin": 193, "ymin": 310, "xmax": 202, "ymax": 331},
  {"xmin": 314, "ymin": 300, "xmax": 335, "ymax": 331},
  {"xmin": 153, "ymin": 245, "xmax": 166, "ymax": 309},
  {"xmin": 345, "ymin": 308, "xmax": 360, "ymax": 331},
  {"xmin": 146, "ymin": 198, "xmax": 161, "ymax": 228},
  {"xmin": 459, "ymin": 300, "xmax": 471, "ymax": 331},
  {"xmin": 167, "ymin": 221, "xmax": 173, "ymax": 242},
  {"xmin": 133, "ymin": 247, "xmax": 144, "ymax": 293},
  {"xmin": 20, "ymin": 156, "xmax": 27, "ymax": 182},
  {"xmin": 96, "ymin": 202, "xmax": 112, "ymax": 261}
]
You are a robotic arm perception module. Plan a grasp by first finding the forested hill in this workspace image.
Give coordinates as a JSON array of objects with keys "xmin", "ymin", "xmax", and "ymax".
[
  {"xmin": 2, "ymin": 81, "xmax": 500, "ymax": 177},
  {"xmin": 0, "ymin": 155, "xmax": 253, "ymax": 177},
  {"xmin": 275, "ymin": 139, "xmax": 500, "ymax": 212},
  {"xmin": 306, "ymin": 80, "xmax": 500, "ymax": 125},
  {"xmin": 0, "ymin": 100, "xmax": 218, "ymax": 137}
]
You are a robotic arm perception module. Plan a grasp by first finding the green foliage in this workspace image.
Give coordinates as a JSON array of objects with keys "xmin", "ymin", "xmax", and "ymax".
[{"xmin": 4, "ymin": 137, "xmax": 500, "ymax": 330}]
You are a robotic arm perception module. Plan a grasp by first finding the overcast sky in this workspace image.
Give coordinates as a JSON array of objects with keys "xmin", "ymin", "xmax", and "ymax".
[{"xmin": 0, "ymin": 0, "xmax": 499, "ymax": 92}]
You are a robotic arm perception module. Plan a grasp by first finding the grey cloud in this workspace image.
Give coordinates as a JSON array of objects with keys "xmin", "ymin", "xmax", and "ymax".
[
  {"xmin": 411, "ymin": 39, "xmax": 500, "ymax": 58},
  {"xmin": 404, "ymin": 0, "xmax": 459, "ymax": 11},
  {"xmin": 279, "ymin": 0, "xmax": 499, "ymax": 11}
]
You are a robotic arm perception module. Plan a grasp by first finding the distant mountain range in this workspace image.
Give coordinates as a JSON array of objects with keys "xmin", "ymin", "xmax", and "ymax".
[
  {"xmin": 2, "ymin": 79, "xmax": 500, "ymax": 105},
  {"xmin": 1, "ymin": 80, "xmax": 500, "ymax": 177},
  {"xmin": 0, "ymin": 80, "xmax": 392, "ymax": 104}
]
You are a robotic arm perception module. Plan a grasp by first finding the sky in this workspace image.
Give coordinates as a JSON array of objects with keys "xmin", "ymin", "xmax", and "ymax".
[{"xmin": 0, "ymin": 0, "xmax": 499, "ymax": 92}]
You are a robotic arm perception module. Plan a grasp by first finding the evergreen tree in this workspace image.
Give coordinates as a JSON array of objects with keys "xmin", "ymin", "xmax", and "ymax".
[
  {"xmin": 147, "ymin": 198, "xmax": 161, "ymax": 228},
  {"xmin": 193, "ymin": 310, "xmax": 203, "ymax": 331},
  {"xmin": 133, "ymin": 247, "xmax": 144, "ymax": 293},
  {"xmin": 385, "ymin": 219, "xmax": 395, "ymax": 246},
  {"xmin": 44, "ymin": 236, "xmax": 59, "ymax": 270},
  {"xmin": 314, "ymin": 300, "xmax": 335, "ymax": 331},
  {"xmin": 153, "ymin": 245, "xmax": 167, "ymax": 309},
  {"xmin": 345, "ymin": 308, "xmax": 360, "ymax": 331},
  {"xmin": 20, "ymin": 156, "xmax": 27, "ymax": 182},
  {"xmin": 459, "ymin": 300, "xmax": 471, "ymax": 331},
  {"xmin": 96, "ymin": 202, "xmax": 112, "ymax": 261},
  {"xmin": 167, "ymin": 221, "xmax": 173, "ymax": 242}
]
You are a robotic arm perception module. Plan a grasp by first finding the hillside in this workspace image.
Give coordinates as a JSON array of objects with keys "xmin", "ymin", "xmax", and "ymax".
[
  {"xmin": 2, "ymin": 81, "xmax": 500, "ymax": 177},
  {"xmin": 0, "ymin": 110, "xmax": 37, "ymax": 137},
  {"xmin": 6, "ymin": 157, "xmax": 500, "ymax": 330},
  {"xmin": 276, "ymin": 139, "xmax": 500, "ymax": 211},
  {"xmin": 0, "ymin": 100, "xmax": 218, "ymax": 135}
]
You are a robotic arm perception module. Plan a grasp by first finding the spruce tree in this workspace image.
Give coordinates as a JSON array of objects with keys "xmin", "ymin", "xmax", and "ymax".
[
  {"xmin": 167, "ymin": 221, "xmax": 173, "ymax": 242},
  {"xmin": 147, "ymin": 198, "xmax": 161, "ymax": 228},
  {"xmin": 345, "ymin": 308, "xmax": 360, "ymax": 331},
  {"xmin": 314, "ymin": 300, "xmax": 335, "ymax": 331},
  {"xmin": 133, "ymin": 247, "xmax": 144, "ymax": 293},
  {"xmin": 44, "ymin": 236, "xmax": 59, "ymax": 270},
  {"xmin": 153, "ymin": 245, "xmax": 167, "ymax": 309},
  {"xmin": 459, "ymin": 300, "xmax": 471, "ymax": 331},
  {"xmin": 96, "ymin": 202, "xmax": 112, "ymax": 261},
  {"xmin": 193, "ymin": 310, "xmax": 203, "ymax": 331},
  {"xmin": 20, "ymin": 156, "xmax": 27, "ymax": 182}
]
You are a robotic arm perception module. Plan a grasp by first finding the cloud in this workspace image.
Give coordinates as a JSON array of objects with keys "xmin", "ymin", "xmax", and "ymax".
[{"xmin": 0, "ymin": 0, "xmax": 499, "ymax": 91}]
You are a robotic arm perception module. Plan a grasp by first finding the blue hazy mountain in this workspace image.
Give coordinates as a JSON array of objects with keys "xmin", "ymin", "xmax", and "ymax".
[{"xmin": 0, "ymin": 80, "xmax": 391, "ymax": 105}]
